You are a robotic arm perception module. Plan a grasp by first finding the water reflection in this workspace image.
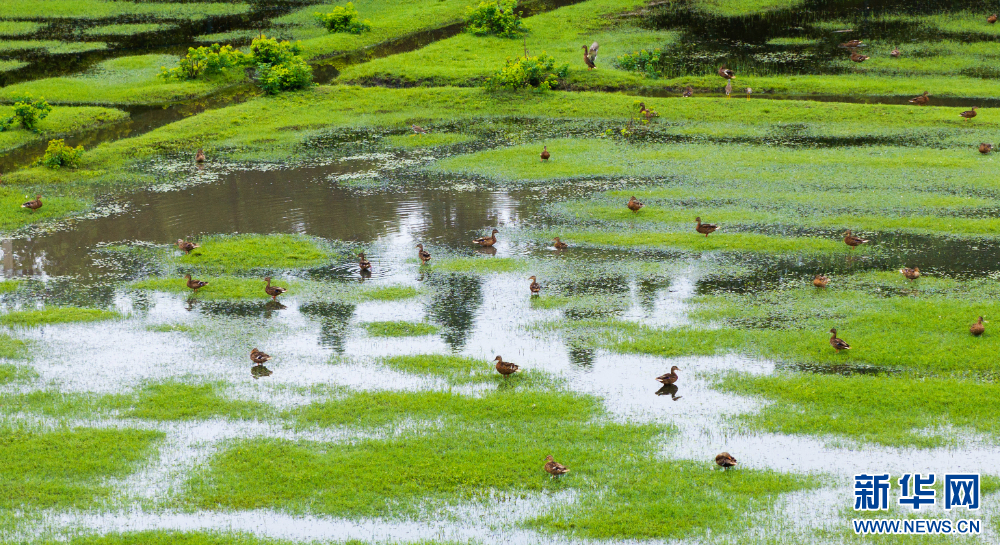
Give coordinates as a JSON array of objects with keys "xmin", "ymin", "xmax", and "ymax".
[
  {"xmin": 251, "ymin": 364, "xmax": 273, "ymax": 380},
  {"xmin": 425, "ymin": 273, "xmax": 483, "ymax": 351},
  {"xmin": 655, "ymin": 383, "xmax": 682, "ymax": 400},
  {"xmin": 300, "ymin": 302, "xmax": 355, "ymax": 354}
]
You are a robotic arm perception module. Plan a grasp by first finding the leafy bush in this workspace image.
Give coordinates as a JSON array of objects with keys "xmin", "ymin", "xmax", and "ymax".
[
  {"xmin": 249, "ymin": 35, "xmax": 314, "ymax": 94},
  {"xmin": 159, "ymin": 44, "xmax": 249, "ymax": 80},
  {"xmin": 484, "ymin": 53, "xmax": 568, "ymax": 91},
  {"xmin": 315, "ymin": 3, "xmax": 372, "ymax": 34},
  {"xmin": 38, "ymin": 139, "xmax": 84, "ymax": 169},
  {"xmin": 1, "ymin": 96, "xmax": 52, "ymax": 132},
  {"xmin": 613, "ymin": 49, "xmax": 663, "ymax": 78},
  {"xmin": 466, "ymin": 0, "xmax": 525, "ymax": 38}
]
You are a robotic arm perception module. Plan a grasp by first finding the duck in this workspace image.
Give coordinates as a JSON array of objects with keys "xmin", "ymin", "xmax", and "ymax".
[
  {"xmin": 682, "ymin": 86, "xmax": 694, "ymax": 97},
  {"xmin": 980, "ymin": 143, "xmax": 994, "ymax": 154},
  {"xmin": 849, "ymin": 49, "xmax": 869, "ymax": 62},
  {"xmin": 829, "ymin": 328, "xmax": 850, "ymax": 353},
  {"xmin": 839, "ymin": 39, "xmax": 864, "ymax": 48},
  {"xmin": 411, "ymin": 124, "xmax": 427, "ymax": 134},
  {"xmin": 638, "ymin": 102, "xmax": 658, "ymax": 119},
  {"xmin": 843, "ymin": 229, "xmax": 869, "ymax": 249},
  {"xmin": 529, "ymin": 276, "xmax": 541, "ymax": 294},
  {"xmin": 695, "ymin": 217, "xmax": 718, "ymax": 237},
  {"xmin": 494, "ymin": 355, "xmax": 520, "ymax": 377},
  {"xmin": 250, "ymin": 348, "xmax": 271, "ymax": 365},
  {"xmin": 717, "ymin": 65, "xmax": 735, "ymax": 79},
  {"xmin": 263, "ymin": 276, "xmax": 287, "ymax": 301},
  {"xmin": 195, "ymin": 148, "xmax": 206, "ymax": 163},
  {"xmin": 655, "ymin": 365, "xmax": 680, "ymax": 385},
  {"xmin": 552, "ymin": 237, "xmax": 568, "ymax": 249},
  {"xmin": 960, "ymin": 106, "xmax": 977, "ymax": 121},
  {"xmin": 358, "ymin": 252, "xmax": 372, "ymax": 271},
  {"xmin": 715, "ymin": 452, "xmax": 738, "ymax": 470},
  {"xmin": 184, "ymin": 274, "xmax": 208, "ymax": 292},
  {"xmin": 899, "ymin": 267, "xmax": 920, "ymax": 280},
  {"xmin": 990, "ymin": 14, "xmax": 998, "ymax": 24},
  {"xmin": 909, "ymin": 91, "xmax": 930, "ymax": 106},
  {"xmin": 745, "ymin": 87, "xmax": 752, "ymax": 100},
  {"xmin": 725, "ymin": 79, "xmax": 733, "ymax": 99},
  {"xmin": 416, "ymin": 244, "xmax": 431, "ymax": 264},
  {"xmin": 971, "ymin": 316, "xmax": 986, "ymax": 336},
  {"xmin": 472, "ymin": 229, "xmax": 499, "ymax": 247},
  {"xmin": 20, "ymin": 195, "xmax": 42, "ymax": 212},
  {"xmin": 813, "ymin": 274, "xmax": 829, "ymax": 288},
  {"xmin": 176, "ymin": 239, "xmax": 199, "ymax": 253},
  {"xmin": 540, "ymin": 146, "xmax": 550, "ymax": 161},
  {"xmin": 627, "ymin": 196, "xmax": 644, "ymax": 212},
  {"xmin": 890, "ymin": 47, "xmax": 901, "ymax": 58},
  {"xmin": 544, "ymin": 455, "xmax": 570, "ymax": 478},
  {"xmin": 582, "ymin": 42, "xmax": 599, "ymax": 70},
  {"xmin": 251, "ymin": 365, "xmax": 273, "ymax": 379}
]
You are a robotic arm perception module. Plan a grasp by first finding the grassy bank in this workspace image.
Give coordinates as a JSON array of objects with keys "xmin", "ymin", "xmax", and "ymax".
[{"xmin": 0, "ymin": 105, "xmax": 128, "ymax": 154}]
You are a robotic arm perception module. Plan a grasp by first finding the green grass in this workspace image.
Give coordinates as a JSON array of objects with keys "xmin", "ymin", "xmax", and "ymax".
[
  {"xmin": 378, "ymin": 353, "xmax": 519, "ymax": 384},
  {"xmin": 0, "ymin": 21, "xmax": 43, "ymax": 37},
  {"xmin": 0, "ymin": 280, "xmax": 19, "ymax": 293},
  {"xmin": 175, "ymin": 234, "xmax": 334, "ymax": 273},
  {"xmin": 0, "ymin": 105, "xmax": 129, "ymax": 154},
  {"xmin": 34, "ymin": 532, "xmax": 305, "ymax": 545},
  {"xmin": 132, "ymin": 276, "xmax": 298, "ymax": 300},
  {"xmin": 717, "ymin": 372, "xmax": 1000, "ymax": 448},
  {"xmin": 145, "ymin": 323, "xmax": 197, "ymax": 333},
  {"xmin": 127, "ymin": 381, "xmax": 269, "ymax": 421},
  {"xmin": 0, "ymin": 426, "xmax": 162, "ymax": 510},
  {"xmin": 0, "ymin": 0, "xmax": 250, "ymax": 19},
  {"xmin": 0, "ymin": 39, "xmax": 107, "ymax": 53},
  {"xmin": 0, "ymin": 188, "xmax": 91, "ymax": 234},
  {"xmin": 83, "ymin": 23, "xmax": 178, "ymax": 37},
  {"xmin": 385, "ymin": 132, "xmax": 473, "ymax": 148},
  {"xmin": 0, "ymin": 307, "xmax": 119, "ymax": 327},
  {"xmin": 432, "ymin": 257, "xmax": 529, "ymax": 273},
  {"xmin": 550, "ymin": 230, "xmax": 844, "ymax": 254},
  {"xmin": 0, "ymin": 363, "xmax": 35, "ymax": 385},
  {"xmin": 363, "ymin": 320, "xmax": 439, "ymax": 337},
  {"xmin": 0, "ymin": 54, "xmax": 245, "ymax": 106},
  {"xmin": 0, "ymin": 333, "xmax": 28, "ymax": 359},
  {"xmin": 0, "ymin": 59, "xmax": 27, "ymax": 72},
  {"xmin": 687, "ymin": 0, "xmax": 805, "ymax": 16},
  {"xmin": 359, "ymin": 285, "xmax": 418, "ymax": 301}
]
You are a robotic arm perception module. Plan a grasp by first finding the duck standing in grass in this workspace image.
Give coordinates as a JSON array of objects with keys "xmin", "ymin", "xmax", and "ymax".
[
  {"xmin": 891, "ymin": 47, "xmax": 901, "ymax": 58},
  {"xmin": 715, "ymin": 452, "xmax": 738, "ymax": 470},
  {"xmin": 358, "ymin": 252, "xmax": 372, "ymax": 272},
  {"xmin": 416, "ymin": 244, "xmax": 431, "ymax": 264},
  {"xmin": 21, "ymin": 195, "xmax": 42, "ymax": 212},
  {"xmin": 544, "ymin": 455, "xmax": 570, "ymax": 478},
  {"xmin": 472, "ymin": 229, "xmax": 499, "ymax": 247},
  {"xmin": 263, "ymin": 276, "xmax": 287, "ymax": 301},
  {"xmin": 529, "ymin": 276, "xmax": 541, "ymax": 294},
  {"xmin": 971, "ymin": 316, "xmax": 986, "ymax": 336},
  {"xmin": 718, "ymin": 65, "xmax": 735, "ymax": 79},
  {"xmin": 552, "ymin": 237, "xmax": 568, "ymax": 249},
  {"xmin": 745, "ymin": 87, "xmax": 752, "ymax": 100},
  {"xmin": 980, "ymin": 143, "xmax": 994, "ymax": 154},
  {"xmin": 638, "ymin": 102, "xmax": 658, "ymax": 119},
  {"xmin": 909, "ymin": 91, "xmax": 930, "ymax": 105},
  {"xmin": 176, "ymin": 239, "xmax": 199, "ymax": 253},
  {"xmin": 540, "ymin": 146, "xmax": 550, "ymax": 161},
  {"xmin": 900, "ymin": 267, "xmax": 920, "ymax": 280},
  {"xmin": 250, "ymin": 348, "xmax": 271, "ymax": 365},
  {"xmin": 582, "ymin": 42, "xmax": 599, "ymax": 70},
  {"xmin": 990, "ymin": 14, "xmax": 998, "ymax": 23},
  {"xmin": 849, "ymin": 49, "xmax": 869, "ymax": 62},
  {"xmin": 411, "ymin": 124, "xmax": 427, "ymax": 134},
  {"xmin": 682, "ymin": 86, "xmax": 694, "ymax": 97},
  {"xmin": 960, "ymin": 107, "xmax": 978, "ymax": 121},
  {"xmin": 839, "ymin": 39, "xmax": 864, "ymax": 48},
  {"xmin": 195, "ymin": 148, "xmax": 206, "ymax": 163},
  {"xmin": 829, "ymin": 328, "xmax": 850, "ymax": 353},
  {"xmin": 494, "ymin": 355, "xmax": 520, "ymax": 377},
  {"xmin": 813, "ymin": 274, "xmax": 829, "ymax": 288},
  {"xmin": 184, "ymin": 274, "xmax": 208, "ymax": 293},
  {"xmin": 695, "ymin": 217, "xmax": 718, "ymax": 237},
  {"xmin": 655, "ymin": 366, "xmax": 680, "ymax": 385},
  {"xmin": 627, "ymin": 196, "xmax": 644, "ymax": 212},
  {"xmin": 843, "ymin": 230, "xmax": 869, "ymax": 249},
  {"xmin": 725, "ymin": 79, "xmax": 732, "ymax": 99}
]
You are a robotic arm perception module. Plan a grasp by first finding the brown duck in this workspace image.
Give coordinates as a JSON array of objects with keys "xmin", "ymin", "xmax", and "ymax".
[
  {"xmin": 21, "ymin": 195, "xmax": 42, "ymax": 212},
  {"xmin": 540, "ymin": 146, "xmax": 550, "ymax": 161},
  {"xmin": 909, "ymin": 91, "xmax": 930, "ymax": 106},
  {"xmin": 184, "ymin": 274, "xmax": 208, "ymax": 292},
  {"xmin": 813, "ymin": 274, "xmax": 829, "ymax": 288},
  {"xmin": 829, "ymin": 328, "xmax": 850, "ymax": 352},
  {"xmin": 890, "ymin": 47, "xmax": 901, "ymax": 58},
  {"xmin": 717, "ymin": 65, "xmax": 735, "ymax": 79},
  {"xmin": 843, "ymin": 230, "xmax": 869, "ymax": 249},
  {"xmin": 899, "ymin": 267, "xmax": 920, "ymax": 280},
  {"xmin": 715, "ymin": 452, "xmax": 738, "ymax": 469},
  {"xmin": 979, "ymin": 143, "xmax": 994, "ymax": 154},
  {"xmin": 529, "ymin": 276, "xmax": 541, "ymax": 294},
  {"xmin": 627, "ymin": 196, "xmax": 644, "ymax": 212},
  {"xmin": 582, "ymin": 42, "xmax": 599, "ymax": 70},
  {"xmin": 472, "ymin": 229, "xmax": 499, "ymax": 247},
  {"xmin": 416, "ymin": 244, "xmax": 431, "ymax": 264},
  {"xmin": 176, "ymin": 239, "xmax": 199, "ymax": 253},
  {"xmin": 264, "ymin": 276, "xmax": 287, "ymax": 301},
  {"xmin": 839, "ymin": 39, "xmax": 864, "ymax": 48},
  {"xmin": 552, "ymin": 237, "xmax": 568, "ymax": 249},
  {"xmin": 960, "ymin": 106, "xmax": 977, "ymax": 121},
  {"xmin": 725, "ymin": 79, "xmax": 733, "ymax": 99},
  {"xmin": 494, "ymin": 355, "xmax": 520, "ymax": 376},
  {"xmin": 849, "ymin": 49, "xmax": 869, "ymax": 63},
  {"xmin": 695, "ymin": 217, "xmax": 718, "ymax": 237},
  {"xmin": 655, "ymin": 366, "xmax": 680, "ymax": 385},
  {"xmin": 682, "ymin": 86, "xmax": 694, "ymax": 97},
  {"xmin": 358, "ymin": 252, "xmax": 371, "ymax": 271},
  {"xmin": 990, "ymin": 14, "xmax": 998, "ymax": 23},
  {"xmin": 195, "ymin": 148, "xmax": 206, "ymax": 163},
  {"xmin": 250, "ymin": 348, "xmax": 271, "ymax": 365},
  {"xmin": 411, "ymin": 124, "xmax": 427, "ymax": 134},
  {"xmin": 638, "ymin": 102, "xmax": 659, "ymax": 119},
  {"xmin": 544, "ymin": 455, "xmax": 570, "ymax": 478},
  {"xmin": 971, "ymin": 316, "xmax": 986, "ymax": 336}
]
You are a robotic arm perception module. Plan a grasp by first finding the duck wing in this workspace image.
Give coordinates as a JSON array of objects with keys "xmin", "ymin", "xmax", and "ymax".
[{"xmin": 588, "ymin": 42, "xmax": 599, "ymax": 61}]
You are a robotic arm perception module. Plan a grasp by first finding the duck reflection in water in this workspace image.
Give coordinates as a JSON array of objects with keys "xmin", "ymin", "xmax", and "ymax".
[
  {"xmin": 358, "ymin": 268, "xmax": 372, "ymax": 283},
  {"xmin": 474, "ymin": 245, "xmax": 497, "ymax": 256},
  {"xmin": 655, "ymin": 383, "xmax": 682, "ymax": 400},
  {"xmin": 251, "ymin": 364, "xmax": 273, "ymax": 379},
  {"xmin": 264, "ymin": 300, "xmax": 287, "ymax": 316}
]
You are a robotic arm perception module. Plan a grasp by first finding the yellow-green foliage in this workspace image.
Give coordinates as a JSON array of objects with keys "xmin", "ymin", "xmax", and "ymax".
[
  {"xmin": 0, "ymin": 307, "xmax": 119, "ymax": 327},
  {"xmin": 127, "ymin": 382, "xmax": 269, "ymax": 421},
  {"xmin": 132, "ymin": 276, "xmax": 298, "ymax": 300},
  {"xmin": 176, "ymin": 234, "xmax": 332, "ymax": 272}
]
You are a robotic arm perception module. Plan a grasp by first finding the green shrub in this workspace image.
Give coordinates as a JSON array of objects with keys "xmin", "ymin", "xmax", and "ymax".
[
  {"xmin": 250, "ymin": 35, "xmax": 314, "ymax": 94},
  {"xmin": 466, "ymin": 0, "xmax": 525, "ymax": 38},
  {"xmin": 38, "ymin": 139, "xmax": 84, "ymax": 169},
  {"xmin": 159, "ymin": 44, "xmax": 248, "ymax": 80},
  {"xmin": 484, "ymin": 53, "xmax": 567, "ymax": 91},
  {"xmin": 0, "ymin": 96, "xmax": 51, "ymax": 132},
  {"xmin": 613, "ymin": 49, "xmax": 663, "ymax": 78},
  {"xmin": 314, "ymin": 3, "xmax": 372, "ymax": 34}
]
